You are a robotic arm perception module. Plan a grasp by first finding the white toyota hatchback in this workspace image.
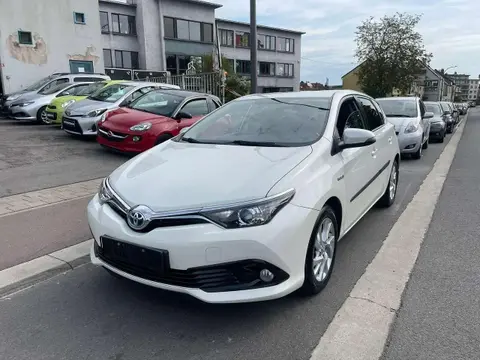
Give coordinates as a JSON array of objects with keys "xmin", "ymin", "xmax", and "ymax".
[{"xmin": 88, "ymin": 90, "xmax": 400, "ymax": 303}]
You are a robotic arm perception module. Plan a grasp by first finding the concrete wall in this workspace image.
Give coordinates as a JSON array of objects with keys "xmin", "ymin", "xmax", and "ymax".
[
  {"xmin": 216, "ymin": 20, "xmax": 302, "ymax": 91},
  {"xmin": 0, "ymin": 0, "xmax": 104, "ymax": 93}
]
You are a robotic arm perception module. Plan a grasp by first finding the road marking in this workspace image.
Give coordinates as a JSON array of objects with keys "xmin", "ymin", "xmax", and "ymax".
[
  {"xmin": 0, "ymin": 239, "xmax": 92, "ymax": 298},
  {"xmin": 0, "ymin": 178, "xmax": 102, "ymax": 217},
  {"xmin": 310, "ymin": 113, "xmax": 467, "ymax": 360}
]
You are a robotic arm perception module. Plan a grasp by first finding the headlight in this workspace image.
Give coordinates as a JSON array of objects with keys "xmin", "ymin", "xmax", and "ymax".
[
  {"xmin": 62, "ymin": 99, "xmax": 76, "ymax": 108},
  {"xmin": 86, "ymin": 109, "xmax": 107, "ymax": 118},
  {"xmin": 17, "ymin": 101, "xmax": 34, "ymax": 107},
  {"xmin": 130, "ymin": 122, "xmax": 152, "ymax": 131},
  {"xmin": 404, "ymin": 121, "xmax": 419, "ymax": 133},
  {"xmin": 201, "ymin": 189, "xmax": 295, "ymax": 228},
  {"xmin": 98, "ymin": 178, "xmax": 113, "ymax": 205},
  {"xmin": 7, "ymin": 94, "xmax": 20, "ymax": 101}
]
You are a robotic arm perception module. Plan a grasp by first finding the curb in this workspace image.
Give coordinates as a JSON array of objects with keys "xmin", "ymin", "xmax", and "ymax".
[{"xmin": 0, "ymin": 239, "xmax": 92, "ymax": 297}]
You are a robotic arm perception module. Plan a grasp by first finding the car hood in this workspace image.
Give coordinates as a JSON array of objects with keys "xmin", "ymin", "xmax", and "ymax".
[
  {"xmin": 5, "ymin": 90, "xmax": 32, "ymax": 99},
  {"xmin": 108, "ymin": 141, "xmax": 313, "ymax": 211},
  {"xmin": 50, "ymin": 95, "xmax": 87, "ymax": 107},
  {"xmin": 103, "ymin": 107, "xmax": 173, "ymax": 129},
  {"xmin": 429, "ymin": 115, "xmax": 444, "ymax": 123},
  {"xmin": 386, "ymin": 117, "xmax": 416, "ymax": 130},
  {"xmin": 12, "ymin": 92, "xmax": 47, "ymax": 102},
  {"xmin": 66, "ymin": 98, "xmax": 116, "ymax": 116}
]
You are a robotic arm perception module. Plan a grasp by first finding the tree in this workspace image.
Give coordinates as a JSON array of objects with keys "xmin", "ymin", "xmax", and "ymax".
[{"xmin": 355, "ymin": 13, "xmax": 432, "ymax": 98}]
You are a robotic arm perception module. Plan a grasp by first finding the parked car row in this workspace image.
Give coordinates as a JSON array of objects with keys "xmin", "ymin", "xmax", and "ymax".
[
  {"xmin": 375, "ymin": 97, "xmax": 459, "ymax": 160},
  {"xmin": 454, "ymin": 102, "xmax": 468, "ymax": 115}
]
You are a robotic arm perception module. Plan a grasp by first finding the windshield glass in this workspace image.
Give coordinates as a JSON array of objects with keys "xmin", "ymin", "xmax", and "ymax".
[
  {"xmin": 24, "ymin": 75, "xmax": 59, "ymax": 91},
  {"xmin": 88, "ymin": 84, "xmax": 134, "ymax": 103},
  {"xmin": 440, "ymin": 102, "xmax": 451, "ymax": 112},
  {"xmin": 76, "ymin": 82, "xmax": 107, "ymax": 96},
  {"xmin": 425, "ymin": 103, "xmax": 442, "ymax": 115},
  {"xmin": 180, "ymin": 97, "xmax": 330, "ymax": 147},
  {"xmin": 38, "ymin": 83, "xmax": 71, "ymax": 95},
  {"xmin": 130, "ymin": 91, "xmax": 185, "ymax": 117},
  {"xmin": 376, "ymin": 99, "xmax": 418, "ymax": 117}
]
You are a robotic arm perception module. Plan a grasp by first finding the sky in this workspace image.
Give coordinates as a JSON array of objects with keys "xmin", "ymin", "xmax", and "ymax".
[{"xmin": 213, "ymin": 0, "xmax": 480, "ymax": 85}]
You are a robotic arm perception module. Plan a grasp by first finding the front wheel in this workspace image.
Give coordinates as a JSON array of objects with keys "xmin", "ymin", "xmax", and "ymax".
[
  {"xmin": 36, "ymin": 106, "xmax": 48, "ymax": 124},
  {"xmin": 300, "ymin": 206, "xmax": 338, "ymax": 296},
  {"xmin": 377, "ymin": 159, "xmax": 399, "ymax": 207},
  {"xmin": 422, "ymin": 137, "xmax": 429, "ymax": 149},
  {"xmin": 412, "ymin": 142, "xmax": 422, "ymax": 159}
]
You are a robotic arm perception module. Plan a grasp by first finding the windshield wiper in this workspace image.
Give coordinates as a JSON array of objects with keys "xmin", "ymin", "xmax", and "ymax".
[
  {"xmin": 181, "ymin": 137, "xmax": 204, "ymax": 143},
  {"xmin": 227, "ymin": 140, "xmax": 285, "ymax": 147},
  {"xmin": 270, "ymin": 98, "xmax": 329, "ymax": 110},
  {"xmin": 385, "ymin": 114, "xmax": 412, "ymax": 117}
]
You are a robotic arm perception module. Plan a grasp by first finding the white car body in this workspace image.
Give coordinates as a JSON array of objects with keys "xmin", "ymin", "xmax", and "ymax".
[{"xmin": 88, "ymin": 90, "xmax": 401, "ymax": 303}]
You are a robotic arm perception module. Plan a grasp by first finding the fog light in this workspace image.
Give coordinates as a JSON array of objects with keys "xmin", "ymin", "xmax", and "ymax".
[
  {"xmin": 132, "ymin": 136, "xmax": 141, "ymax": 142},
  {"xmin": 259, "ymin": 269, "xmax": 274, "ymax": 283}
]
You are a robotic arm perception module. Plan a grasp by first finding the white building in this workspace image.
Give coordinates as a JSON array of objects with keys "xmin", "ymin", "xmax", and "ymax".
[{"xmin": 467, "ymin": 79, "xmax": 479, "ymax": 102}]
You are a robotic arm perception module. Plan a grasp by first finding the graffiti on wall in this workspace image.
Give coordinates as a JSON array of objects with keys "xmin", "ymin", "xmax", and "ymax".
[
  {"xmin": 6, "ymin": 32, "xmax": 48, "ymax": 65},
  {"xmin": 67, "ymin": 46, "xmax": 100, "ymax": 63}
]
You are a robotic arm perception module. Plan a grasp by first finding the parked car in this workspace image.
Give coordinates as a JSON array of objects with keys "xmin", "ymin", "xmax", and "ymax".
[
  {"xmin": 88, "ymin": 90, "xmax": 400, "ymax": 303},
  {"xmin": 61, "ymin": 82, "xmax": 180, "ymax": 136},
  {"xmin": 8, "ymin": 82, "xmax": 95, "ymax": 123},
  {"xmin": 376, "ymin": 97, "xmax": 432, "ymax": 159},
  {"xmin": 439, "ymin": 102, "xmax": 458, "ymax": 133},
  {"xmin": 424, "ymin": 102, "xmax": 447, "ymax": 142},
  {"xmin": 0, "ymin": 73, "xmax": 110, "ymax": 116},
  {"xmin": 44, "ymin": 80, "xmax": 125, "ymax": 125},
  {"xmin": 97, "ymin": 90, "xmax": 222, "ymax": 153}
]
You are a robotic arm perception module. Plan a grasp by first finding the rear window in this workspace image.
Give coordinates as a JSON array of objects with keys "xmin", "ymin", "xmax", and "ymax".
[
  {"xmin": 88, "ymin": 84, "xmax": 135, "ymax": 103},
  {"xmin": 425, "ymin": 103, "xmax": 442, "ymax": 115},
  {"xmin": 376, "ymin": 99, "xmax": 418, "ymax": 118}
]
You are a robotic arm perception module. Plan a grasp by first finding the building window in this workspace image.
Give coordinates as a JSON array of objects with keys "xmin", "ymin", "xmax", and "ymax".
[
  {"xmin": 74, "ymin": 12, "xmax": 86, "ymax": 24},
  {"xmin": 112, "ymin": 13, "xmax": 136, "ymax": 35},
  {"xmin": 277, "ymin": 63, "xmax": 294, "ymax": 77},
  {"xmin": 278, "ymin": 37, "xmax": 294, "ymax": 53},
  {"xmin": 164, "ymin": 17, "xmax": 214, "ymax": 43},
  {"xmin": 431, "ymin": 80, "xmax": 438, "ymax": 87},
  {"xmin": 219, "ymin": 29, "xmax": 234, "ymax": 47},
  {"xmin": 114, "ymin": 50, "xmax": 139, "ymax": 69},
  {"xmin": 166, "ymin": 55, "xmax": 177, "ymax": 75},
  {"xmin": 259, "ymin": 62, "xmax": 275, "ymax": 76},
  {"xmin": 236, "ymin": 60, "xmax": 251, "ymax": 74},
  {"xmin": 18, "ymin": 31, "xmax": 33, "ymax": 45},
  {"xmin": 258, "ymin": 35, "xmax": 275, "ymax": 50},
  {"xmin": 223, "ymin": 58, "xmax": 234, "ymax": 72},
  {"xmin": 100, "ymin": 12, "xmax": 109, "ymax": 33},
  {"xmin": 103, "ymin": 49, "xmax": 112, "ymax": 68},
  {"xmin": 235, "ymin": 32, "xmax": 250, "ymax": 47}
]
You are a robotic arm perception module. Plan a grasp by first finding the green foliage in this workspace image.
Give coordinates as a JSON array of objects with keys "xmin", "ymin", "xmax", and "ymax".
[{"xmin": 355, "ymin": 13, "xmax": 432, "ymax": 98}]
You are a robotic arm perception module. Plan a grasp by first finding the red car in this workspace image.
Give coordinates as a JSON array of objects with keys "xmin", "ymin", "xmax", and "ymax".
[{"xmin": 97, "ymin": 90, "xmax": 222, "ymax": 153}]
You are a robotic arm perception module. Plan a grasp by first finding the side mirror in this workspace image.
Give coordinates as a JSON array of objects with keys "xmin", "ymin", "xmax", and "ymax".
[
  {"xmin": 339, "ymin": 128, "xmax": 376, "ymax": 150},
  {"xmin": 180, "ymin": 127, "xmax": 190, "ymax": 135},
  {"xmin": 62, "ymin": 91, "xmax": 71, "ymax": 96},
  {"xmin": 423, "ymin": 111, "xmax": 434, "ymax": 119},
  {"xmin": 175, "ymin": 111, "xmax": 193, "ymax": 120}
]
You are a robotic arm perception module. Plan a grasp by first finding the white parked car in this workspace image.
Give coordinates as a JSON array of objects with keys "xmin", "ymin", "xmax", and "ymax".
[{"xmin": 88, "ymin": 90, "xmax": 400, "ymax": 303}]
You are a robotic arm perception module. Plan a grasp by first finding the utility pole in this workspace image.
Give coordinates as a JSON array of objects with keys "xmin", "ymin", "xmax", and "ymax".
[{"xmin": 250, "ymin": 0, "xmax": 257, "ymax": 94}]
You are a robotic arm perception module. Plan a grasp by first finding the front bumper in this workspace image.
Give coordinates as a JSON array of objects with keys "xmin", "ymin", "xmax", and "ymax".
[
  {"xmin": 62, "ymin": 115, "xmax": 100, "ymax": 136},
  {"xmin": 88, "ymin": 194, "xmax": 318, "ymax": 303},
  {"xmin": 97, "ymin": 127, "xmax": 157, "ymax": 153},
  {"xmin": 429, "ymin": 123, "xmax": 445, "ymax": 138},
  {"xmin": 397, "ymin": 129, "xmax": 423, "ymax": 154},
  {"xmin": 9, "ymin": 102, "xmax": 41, "ymax": 121},
  {"xmin": 45, "ymin": 107, "xmax": 64, "ymax": 124}
]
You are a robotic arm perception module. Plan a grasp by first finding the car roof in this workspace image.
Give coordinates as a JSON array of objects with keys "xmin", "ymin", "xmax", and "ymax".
[
  {"xmin": 152, "ymin": 89, "xmax": 218, "ymax": 98},
  {"xmin": 240, "ymin": 90, "xmax": 367, "ymax": 101},
  {"xmin": 376, "ymin": 96, "xmax": 418, "ymax": 101}
]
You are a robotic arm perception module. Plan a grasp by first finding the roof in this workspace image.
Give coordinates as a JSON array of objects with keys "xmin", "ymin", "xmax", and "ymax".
[
  {"xmin": 376, "ymin": 96, "xmax": 418, "ymax": 101},
  {"xmin": 153, "ymin": 89, "xmax": 217, "ymax": 98},
  {"xmin": 216, "ymin": 18, "xmax": 305, "ymax": 35},
  {"xmin": 99, "ymin": 0, "xmax": 136, "ymax": 7},
  {"xmin": 173, "ymin": 0, "xmax": 222, "ymax": 8},
  {"xmin": 241, "ymin": 89, "xmax": 365, "ymax": 100},
  {"xmin": 341, "ymin": 62, "xmax": 364, "ymax": 79}
]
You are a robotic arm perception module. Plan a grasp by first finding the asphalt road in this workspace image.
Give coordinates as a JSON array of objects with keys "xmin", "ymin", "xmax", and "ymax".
[
  {"xmin": 0, "ymin": 118, "xmax": 462, "ymax": 360},
  {"xmin": 382, "ymin": 109, "xmax": 480, "ymax": 359},
  {"xmin": 0, "ymin": 119, "xmax": 127, "ymax": 197}
]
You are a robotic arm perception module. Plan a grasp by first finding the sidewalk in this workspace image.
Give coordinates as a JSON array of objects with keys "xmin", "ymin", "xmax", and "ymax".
[{"xmin": 382, "ymin": 110, "xmax": 480, "ymax": 359}]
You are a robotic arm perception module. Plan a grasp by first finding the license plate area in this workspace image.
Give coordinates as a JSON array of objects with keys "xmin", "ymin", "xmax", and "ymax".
[
  {"xmin": 46, "ymin": 112, "xmax": 56, "ymax": 119},
  {"xmin": 100, "ymin": 236, "xmax": 170, "ymax": 275}
]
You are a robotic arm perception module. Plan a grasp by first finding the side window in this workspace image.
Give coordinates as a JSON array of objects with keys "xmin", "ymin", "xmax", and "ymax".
[
  {"xmin": 74, "ymin": 77, "xmax": 104, "ymax": 82},
  {"xmin": 181, "ymin": 99, "xmax": 209, "ymax": 116},
  {"xmin": 58, "ymin": 84, "xmax": 86, "ymax": 97},
  {"xmin": 336, "ymin": 98, "xmax": 366, "ymax": 138},
  {"xmin": 139, "ymin": 86, "xmax": 155, "ymax": 94},
  {"xmin": 42, "ymin": 78, "xmax": 69, "ymax": 91},
  {"xmin": 419, "ymin": 101, "xmax": 426, "ymax": 117},
  {"xmin": 357, "ymin": 97, "xmax": 384, "ymax": 130},
  {"xmin": 207, "ymin": 98, "xmax": 220, "ymax": 112}
]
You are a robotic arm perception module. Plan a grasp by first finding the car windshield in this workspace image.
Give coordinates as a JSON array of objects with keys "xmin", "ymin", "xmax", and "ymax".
[
  {"xmin": 75, "ymin": 82, "xmax": 107, "ymax": 96},
  {"xmin": 88, "ymin": 84, "xmax": 135, "ymax": 103},
  {"xmin": 38, "ymin": 83, "xmax": 72, "ymax": 95},
  {"xmin": 130, "ymin": 91, "xmax": 185, "ymax": 117},
  {"xmin": 440, "ymin": 103, "xmax": 451, "ymax": 112},
  {"xmin": 24, "ymin": 75, "xmax": 59, "ymax": 91},
  {"xmin": 180, "ymin": 96, "xmax": 330, "ymax": 147},
  {"xmin": 376, "ymin": 99, "xmax": 418, "ymax": 117},
  {"xmin": 425, "ymin": 103, "xmax": 442, "ymax": 115}
]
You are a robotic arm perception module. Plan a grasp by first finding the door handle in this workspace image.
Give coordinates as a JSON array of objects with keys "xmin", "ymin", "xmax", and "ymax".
[
  {"xmin": 371, "ymin": 148, "xmax": 378, "ymax": 157},
  {"xmin": 388, "ymin": 136, "xmax": 393, "ymax": 144}
]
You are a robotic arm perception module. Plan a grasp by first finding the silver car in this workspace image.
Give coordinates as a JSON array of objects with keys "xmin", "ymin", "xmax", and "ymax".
[
  {"xmin": 62, "ymin": 81, "xmax": 180, "ymax": 136},
  {"xmin": 9, "ymin": 82, "xmax": 95, "ymax": 123},
  {"xmin": 376, "ymin": 97, "xmax": 433, "ymax": 159}
]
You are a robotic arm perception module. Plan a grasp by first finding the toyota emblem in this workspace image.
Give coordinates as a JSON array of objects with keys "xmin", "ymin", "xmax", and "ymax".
[
  {"xmin": 127, "ymin": 205, "xmax": 153, "ymax": 231},
  {"xmin": 108, "ymin": 130, "xmax": 113, "ymax": 137}
]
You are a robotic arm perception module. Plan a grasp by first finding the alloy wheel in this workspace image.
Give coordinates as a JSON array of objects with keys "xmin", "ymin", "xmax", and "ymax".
[
  {"xmin": 389, "ymin": 162, "xmax": 398, "ymax": 201},
  {"xmin": 313, "ymin": 218, "xmax": 336, "ymax": 282},
  {"xmin": 41, "ymin": 110, "xmax": 49, "ymax": 124}
]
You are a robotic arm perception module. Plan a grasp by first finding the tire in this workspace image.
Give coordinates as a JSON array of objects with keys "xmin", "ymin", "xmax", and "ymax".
[
  {"xmin": 36, "ymin": 106, "xmax": 48, "ymax": 124},
  {"xmin": 377, "ymin": 159, "xmax": 399, "ymax": 208},
  {"xmin": 155, "ymin": 133, "xmax": 173, "ymax": 146},
  {"xmin": 412, "ymin": 141, "xmax": 422, "ymax": 159},
  {"xmin": 422, "ymin": 137, "xmax": 429, "ymax": 149},
  {"xmin": 439, "ymin": 132, "xmax": 445, "ymax": 143},
  {"xmin": 299, "ymin": 205, "xmax": 338, "ymax": 296},
  {"xmin": 446, "ymin": 125, "xmax": 453, "ymax": 134}
]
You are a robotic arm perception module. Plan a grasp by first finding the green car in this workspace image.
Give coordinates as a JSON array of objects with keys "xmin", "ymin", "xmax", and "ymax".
[{"xmin": 44, "ymin": 80, "xmax": 124, "ymax": 124}]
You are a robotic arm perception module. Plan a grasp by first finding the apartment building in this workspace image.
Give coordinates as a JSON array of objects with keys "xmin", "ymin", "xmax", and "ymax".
[
  {"xmin": 445, "ymin": 72, "xmax": 470, "ymax": 101},
  {"xmin": 467, "ymin": 78, "xmax": 479, "ymax": 102},
  {"xmin": 0, "ymin": 0, "xmax": 303, "ymax": 94}
]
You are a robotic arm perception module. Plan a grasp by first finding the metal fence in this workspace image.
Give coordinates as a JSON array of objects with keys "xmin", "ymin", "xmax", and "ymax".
[{"xmin": 146, "ymin": 72, "xmax": 224, "ymax": 99}]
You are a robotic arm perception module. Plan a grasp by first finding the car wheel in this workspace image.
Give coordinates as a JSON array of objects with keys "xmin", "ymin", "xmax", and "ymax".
[
  {"xmin": 412, "ymin": 141, "xmax": 422, "ymax": 159},
  {"xmin": 439, "ymin": 132, "xmax": 445, "ymax": 143},
  {"xmin": 300, "ymin": 205, "xmax": 338, "ymax": 296},
  {"xmin": 446, "ymin": 126, "xmax": 452, "ymax": 134},
  {"xmin": 155, "ymin": 133, "xmax": 173, "ymax": 146},
  {"xmin": 422, "ymin": 137, "xmax": 429, "ymax": 149},
  {"xmin": 377, "ymin": 159, "xmax": 399, "ymax": 207},
  {"xmin": 36, "ymin": 106, "xmax": 48, "ymax": 124}
]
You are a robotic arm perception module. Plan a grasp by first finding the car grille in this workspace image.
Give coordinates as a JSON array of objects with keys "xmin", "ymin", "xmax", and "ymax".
[
  {"xmin": 95, "ymin": 237, "xmax": 289, "ymax": 292},
  {"xmin": 62, "ymin": 117, "xmax": 83, "ymax": 134},
  {"xmin": 98, "ymin": 127, "xmax": 127, "ymax": 142},
  {"xmin": 47, "ymin": 105, "xmax": 57, "ymax": 109}
]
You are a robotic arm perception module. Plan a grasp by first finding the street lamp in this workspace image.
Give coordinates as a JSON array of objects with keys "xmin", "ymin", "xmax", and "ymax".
[
  {"xmin": 440, "ymin": 65, "xmax": 457, "ymax": 101},
  {"xmin": 250, "ymin": 0, "xmax": 258, "ymax": 94}
]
